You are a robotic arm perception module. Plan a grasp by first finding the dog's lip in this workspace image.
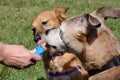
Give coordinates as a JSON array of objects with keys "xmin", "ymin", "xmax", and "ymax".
[
  {"xmin": 45, "ymin": 43, "xmax": 50, "ymax": 48},
  {"xmin": 37, "ymin": 39, "xmax": 46, "ymax": 45}
]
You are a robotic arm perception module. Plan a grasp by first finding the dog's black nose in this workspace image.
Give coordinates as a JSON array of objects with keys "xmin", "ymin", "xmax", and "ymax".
[
  {"xmin": 34, "ymin": 34, "xmax": 41, "ymax": 43},
  {"xmin": 45, "ymin": 29, "xmax": 50, "ymax": 35}
]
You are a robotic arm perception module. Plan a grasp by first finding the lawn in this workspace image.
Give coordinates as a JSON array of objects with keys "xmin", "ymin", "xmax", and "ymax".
[{"xmin": 0, "ymin": 0, "xmax": 120, "ymax": 80}]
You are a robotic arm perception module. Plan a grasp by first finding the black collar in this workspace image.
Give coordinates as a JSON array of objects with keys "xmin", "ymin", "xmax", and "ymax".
[{"xmin": 88, "ymin": 56, "xmax": 120, "ymax": 76}]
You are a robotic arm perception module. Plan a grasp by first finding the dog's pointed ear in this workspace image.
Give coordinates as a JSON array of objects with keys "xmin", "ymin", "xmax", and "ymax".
[
  {"xmin": 53, "ymin": 7, "xmax": 69, "ymax": 22},
  {"xmin": 93, "ymin": 6, "xmax": 120, "ymax": 20}
]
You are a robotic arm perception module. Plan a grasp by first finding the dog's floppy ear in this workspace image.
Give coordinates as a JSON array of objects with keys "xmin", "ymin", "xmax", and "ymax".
[
  {"xmin": 83, "ymin": 14, "xmax": 101, "ymax": 44},
  {"xmin": 85, "ymin": 14, "xmax": 101, "ymax": 28},
  {"xmin": 94, "ymin": 6, "xmax": 120, "ymax": 20},
  {"xmin": 53, "ymin": 7, "xmax": 69, "ymax": 22}
]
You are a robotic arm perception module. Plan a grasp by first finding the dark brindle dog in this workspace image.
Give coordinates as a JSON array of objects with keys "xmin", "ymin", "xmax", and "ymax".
[{"xmin": 43, "ymin": 6, "xmax": 120, "ymax": 80}]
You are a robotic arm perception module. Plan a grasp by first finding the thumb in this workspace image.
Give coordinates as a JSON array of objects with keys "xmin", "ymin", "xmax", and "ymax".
[
  {"xmin": 30, "ymin": 48, "xmax": 36, "ymax": 54},
  {"xmin": 31, "ymin": 54, "xmax": 42, "ymax": 61}
]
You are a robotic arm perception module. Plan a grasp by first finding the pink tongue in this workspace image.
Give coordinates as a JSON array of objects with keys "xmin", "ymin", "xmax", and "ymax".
[{"xmin": 37, "ymin": 39, "xmax": 46, "ymax": 45}]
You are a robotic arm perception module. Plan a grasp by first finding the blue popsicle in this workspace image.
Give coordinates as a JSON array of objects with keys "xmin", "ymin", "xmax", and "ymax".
[{"xmin": 35, "ymin": 45, "xmax": 45, "ymax": 55}]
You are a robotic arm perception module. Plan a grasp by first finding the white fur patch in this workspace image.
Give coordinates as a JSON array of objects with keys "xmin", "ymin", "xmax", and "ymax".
[{"xmin": 43, "ymin": 28, "xmax": 66, "ymax": 52}]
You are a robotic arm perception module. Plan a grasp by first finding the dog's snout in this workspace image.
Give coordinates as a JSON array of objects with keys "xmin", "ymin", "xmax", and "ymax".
[{"xmin": 34, "ymin": 34, "xmax": 41, "ymax": 43}]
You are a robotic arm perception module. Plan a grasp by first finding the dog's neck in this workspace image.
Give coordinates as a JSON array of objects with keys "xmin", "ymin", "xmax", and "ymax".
[{"xmin": 84, "ymin": 26, "xmax": 120, "ymax": 70}]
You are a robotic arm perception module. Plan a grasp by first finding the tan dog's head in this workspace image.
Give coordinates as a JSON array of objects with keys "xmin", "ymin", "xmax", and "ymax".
[
  {"xmin": 43, "ymin": 6, "xmax": 120, "ymax": 54},
  {"xmin": 32, "ymin": 7, "xmax": 69, "ymax": 42}
]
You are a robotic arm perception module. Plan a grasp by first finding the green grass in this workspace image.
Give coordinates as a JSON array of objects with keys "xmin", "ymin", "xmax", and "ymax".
[{"xmin": 0, "ymin": 0, "xmax": 120, "ymax": 80}]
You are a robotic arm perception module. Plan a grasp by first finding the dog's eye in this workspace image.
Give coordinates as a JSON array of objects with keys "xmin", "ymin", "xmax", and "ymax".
[
  {"xmin": 51, "ymin": 45, "xmax": 57, "ymax": 49},
  {"xmin": 41, "ymin": 21, "xmax": 48, "ymax": 25}
]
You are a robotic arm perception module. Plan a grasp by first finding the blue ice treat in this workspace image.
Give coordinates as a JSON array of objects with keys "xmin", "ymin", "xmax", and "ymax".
[{"xmin": 35, "ymin": 45, "xmax": 45, "ymax": 55}]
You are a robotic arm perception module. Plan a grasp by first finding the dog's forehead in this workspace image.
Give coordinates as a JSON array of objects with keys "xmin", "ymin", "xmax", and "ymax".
[
  {"xmin": 32, "ymin": 11, "xmax": 56, "ymax": 26},
  {"xmin": 46, "ymin": 28, "xmax": 60, "ymax": 40},
  {"xmin": 60, "ymin": 14, "xmax": 87, "ymax": 32},
  {"xmin": 39, "ymin": 11, "xmax": 56, "ymax": 20},
  {"xmin": 44, "ymin": 28, "xmax": 65, "ymax": 48}
]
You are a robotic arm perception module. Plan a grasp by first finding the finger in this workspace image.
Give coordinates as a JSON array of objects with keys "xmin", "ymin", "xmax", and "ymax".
[
  {"xmin": 23, "ymin": 60, "xmax": 36, "ymax": 68},
  {"xmin": 16, "ymin": 60, "xmax": 34, "ymax": 69},
  {"xmin": 31, "ymin": 54, "xmax": 42, "ymax": 61},
  {"xmin": 29, "ymin": 48, "xmax": 36, "ymax": 54}
]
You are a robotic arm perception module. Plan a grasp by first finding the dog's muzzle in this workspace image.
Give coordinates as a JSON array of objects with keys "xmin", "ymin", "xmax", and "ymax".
[{"xmin": 34, "ymin": 34, "xmax": 41, "ymax": 43}]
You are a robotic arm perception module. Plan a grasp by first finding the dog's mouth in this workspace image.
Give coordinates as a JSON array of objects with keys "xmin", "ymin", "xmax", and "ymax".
[
  {"xmin": 37, "ymin": 38, "xmax": 54, "ymax": 51},
  {"xmin": 34, "ymin": 33, "xmax": 42, "ymax": 43},
  {"xmin": 36, "ymin": 39, "xmax": 48, "ymax": 50},
  {"xmin": 37, "ymin": 39, "xmax": 46, "ymax": 45},
  {"xmin": 36, "ymin": 38, "xmax": 65, "ymax": 58}
]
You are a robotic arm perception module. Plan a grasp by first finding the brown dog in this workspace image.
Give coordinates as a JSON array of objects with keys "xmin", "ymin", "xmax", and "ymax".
[
  {"xmin": 49, "ymin": 52, "xmax": 88, "ymax": 80},
  {"xmin": 44, "ymin": 6, "xmax": 120, "ymax": 80},
  {"xmin": 32, "ymin": 7, "xmax": 88, "ymax": 80},
  {"xmin": 32, "ymin": 7, "xmax": 68, "ymax": 42}
]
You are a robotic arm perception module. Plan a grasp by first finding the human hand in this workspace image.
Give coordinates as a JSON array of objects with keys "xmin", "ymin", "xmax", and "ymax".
[{"xmin": 0, "ymin": 44, "xmax": 42, "ymax": 69}]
